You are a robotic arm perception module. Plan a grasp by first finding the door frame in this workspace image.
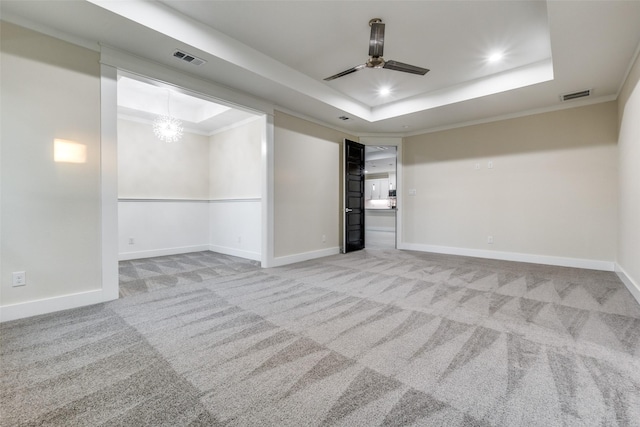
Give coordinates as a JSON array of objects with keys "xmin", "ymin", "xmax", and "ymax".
[{"xmin": 100, "ymin": 47, "xmax": 276, "ymax": 303}]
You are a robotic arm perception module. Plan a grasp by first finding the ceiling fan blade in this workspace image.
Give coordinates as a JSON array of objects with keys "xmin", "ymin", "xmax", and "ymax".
[
  {"xmin": 383, "ymin": 60, "xmax": 430, "ymax": 75},
  {"xmin": 324, "ymin": 64, "xmax": 366, "ymax": 81},
  {"xmin": 368, "ymin": 21, "xmax": 385, "ymax": 58}
]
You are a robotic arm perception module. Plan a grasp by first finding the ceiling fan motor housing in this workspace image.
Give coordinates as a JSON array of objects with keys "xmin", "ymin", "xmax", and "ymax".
[{"xmin": 369, "ymin": 19, "xmax": 385, "ymax": 58}]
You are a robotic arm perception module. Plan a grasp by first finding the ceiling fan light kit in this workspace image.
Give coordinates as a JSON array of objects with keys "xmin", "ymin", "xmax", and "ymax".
[{"xmin": 324, "ymin": 18, "xmax": 430, "ymax": 81}]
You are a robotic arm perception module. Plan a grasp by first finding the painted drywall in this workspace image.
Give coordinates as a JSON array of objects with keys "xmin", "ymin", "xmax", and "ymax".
[
  {"xmin": 1, "ymin": 22, "xmax": 102, "ymax": 306},
  {"xmin": 209, "ymin": 118, "xmax": 262, "ymax": 199},
  {"xmin": 403, "ymin": 102, "xmax": 618, "ymax": 266},
  {"xmin": 273, "ymin": 111, "xmax": 356, "ymax": 259},
  {"xmin": 117, "ymin": 118, "xmax": 211, "ymax": 259},
  {"xmin": 118, "ymin": 119, "xmax": 210, "ymax": 199},
  {"xmin": 209, "ymin": 117, "xmax": 263, "ymax": 259},
  {"xmin": 617, "ymin": 52, "xmax": 640, "ymax": 295},
  {"xmin": 117, "ymin": 116, "xmax": 263, "ymax": 261},
  {"xmin": 118, "ymin": 201, "xmax": 210, "ymax": 260},
  {"xmin": 209, "ymin": 200, "xmax": 261, "ymax": 261}
]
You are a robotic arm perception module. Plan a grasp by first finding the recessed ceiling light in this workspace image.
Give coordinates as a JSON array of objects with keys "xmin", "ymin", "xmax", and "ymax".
[
  {"xmin": 379, "ymin": 87, "xmax": 391, "ymax": 96},
  {"xmin": 488, "ymin": 52, "xmax": 504, "ymax": 63}
]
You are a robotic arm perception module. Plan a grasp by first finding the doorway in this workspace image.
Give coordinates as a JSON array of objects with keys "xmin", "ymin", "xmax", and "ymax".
[
  {"xmin": 115, "ymin": 71, "xmax": 265, "ymax": 269},
  {"xmin": 344, "ymin": 139, "xmax": 366, "ymax": 253},
  {"xmin": 364, "ymin": 146, "xmax": 397, "ymax": 249}
]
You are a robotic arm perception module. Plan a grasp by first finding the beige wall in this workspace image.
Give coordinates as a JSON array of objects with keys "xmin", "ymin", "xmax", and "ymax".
[
  {"xmin": 118, "ymin": 119, "xmax": 210, "ymax": 199},
  {"xmin": 273, "ymin": 111, "xmax": 356, "ymax": 258},
  {"xmin": 617, "ymin": 53, "xmax": 640, "ymax": 287},
  {"xmin": 209, "ymin": 118, "xmax": 262, "ymax": 199},
  {"xmin": 1, "ymin": 22, "xmax": 102, "ymax": 305},
  {"xmin": 403, "ymin": 102, "xmax": 618, "ymax": 263}
]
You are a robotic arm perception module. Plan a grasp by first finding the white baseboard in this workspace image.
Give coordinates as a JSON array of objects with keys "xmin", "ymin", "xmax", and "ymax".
[
  {"xmin": 269, "ymin": 247, "xmax": 341, "ymax": 268},
  {"xmin": 208, "ymin": 245, "xmax": 261, "ymax": 262},
  {"xmin": 119, "ymin": 245, "xmax": 210, "ymax": 261},
  {"xmin": 614, "ymin": 264, "xmax": 640, "ymax": 305},
  {"xmin": 398, "ymin": 243, "xmax": 615, "ymax": 271},
  {"xmin": 0, "ymin": 289, "xmax": 113, "ymax": 323},
  {"xmin": 366, "ymin": 227, "xmax": 395, "ymax": 232}
]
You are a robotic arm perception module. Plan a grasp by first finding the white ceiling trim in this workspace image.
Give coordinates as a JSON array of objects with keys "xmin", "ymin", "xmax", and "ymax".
[
  {"xmin": 0, "ymin": 9, "xmax": 100, "ymax": 52},
  {"xmin": 87, "ymin": 0, "xmax": 555, "ymax": 124},
  {"xmin": 100, "ymin": 45, "xmax": 274, "ymax": 117},
  {"xmin": 372, "ymin": 59, "xmax": 554, "ymax": 121},
  {"xmin": 88, "ymin": 0, "xmax": 371, "ymax": 120},
  {"xmin": 209, "ymin": 115, "xmax": 264, "ymax": 137},
  {"xmin": 272, "ymin": 105, "xmax": 356, "ymax": 137},
  {"xmin": 401, "ymin": 94, "xmax": 617, "ymax": 137}
]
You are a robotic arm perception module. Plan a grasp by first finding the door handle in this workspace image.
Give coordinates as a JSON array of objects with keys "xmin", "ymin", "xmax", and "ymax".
[{"xmin": 345, "ymin": 208, "xmax": 353, "ymax": 213}]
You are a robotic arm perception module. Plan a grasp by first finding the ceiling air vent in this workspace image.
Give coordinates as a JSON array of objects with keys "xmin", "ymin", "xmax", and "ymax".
[
  {"xmin": 173, "ymin": 50, "xmax": 206, "ymax": 66},
  {"xmin": 560, "ymin": 89, "xmax": 591, "ymax": 102}
]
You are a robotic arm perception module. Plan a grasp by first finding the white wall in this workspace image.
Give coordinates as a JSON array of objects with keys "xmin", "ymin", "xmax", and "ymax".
[
  {"xmin": 118, "ymin": 119, "xmax": 209, "ymax": 199},
  {"xmin": 118, "ymin": 201, "xmax": 210, "ymax": 260},
  {"xmin": 1, "ymin": 22, "xmax": 104, "ymax": 319},
  {"xmin": 402, "ymin": 102, "xmax": 618, "ymax": 270},
  {"xmin": 209, "ymin": 117, "xmax": 262, "ymax": 260},
  {"xmin": 209, "ymin": 118, "xmax": 262, "ymax": 198},
  {"xmin": 273, "ymin": 112, "xmax": 356, "ymax": 264},
  {"xmin": 209, "ymin": 200, "xmax": 261, "ymax": 261},
  {"xmin": 117, "ymin": 116, "xmax": 263, "ymax": 261},
  {"xmin": 617, "ymin": 52, "xmax": 640, "ymax": 301},
  {"xmin": 117, "ymin": 118, "xmax": 211, "ymax": 259}
]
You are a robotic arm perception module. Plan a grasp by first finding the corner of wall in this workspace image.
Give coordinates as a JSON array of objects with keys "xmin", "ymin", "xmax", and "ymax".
[
  {"xmin": 618, "ymin": 41, "xmax": 640, "ymax": 122},
  {"xmin": 615, "ymin": 264, "xmax": 640, "ymax": 305}
]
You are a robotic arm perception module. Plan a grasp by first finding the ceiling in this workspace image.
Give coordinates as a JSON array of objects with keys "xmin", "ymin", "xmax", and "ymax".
[{"xmin": 2, "ymin": 1, "xmax": 640, "ymax": 135}]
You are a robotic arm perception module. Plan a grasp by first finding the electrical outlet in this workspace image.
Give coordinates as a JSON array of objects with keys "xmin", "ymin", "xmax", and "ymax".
[
  {"xmin": 474, "ymin": 162, "xmax": 480, "ymax": 170},
  {"xmin": 128, "ymin": 237, "xmax": 135, "ymax": 245},
  {"xmin": 488, "ymin": 160, "xmax": 494, "ymax": 169},
  {"xmin": 408, "ymin": 189, "xmax": 417, "ymax": 196},
  {"xmin": 322, "ymin": 234, "xmax": 326, "ymax": 243},
  {"xmin": 487, "ymin": 235, "xmax": 494, "ymax": 244},
  {"xmin": 12, "ymin": 271, "xmax": 26, "ymax": 287}
]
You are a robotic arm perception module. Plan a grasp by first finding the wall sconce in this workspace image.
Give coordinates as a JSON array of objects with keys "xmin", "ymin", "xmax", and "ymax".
[{"xmin": 54, "ymin": 139, "xmax": 86, "ymax": 164}]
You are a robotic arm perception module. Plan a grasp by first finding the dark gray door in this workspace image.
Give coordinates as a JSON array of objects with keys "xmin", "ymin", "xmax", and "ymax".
[{"xmin": 344, "ymin": 139, "xmax": 365, "ymax": 252}]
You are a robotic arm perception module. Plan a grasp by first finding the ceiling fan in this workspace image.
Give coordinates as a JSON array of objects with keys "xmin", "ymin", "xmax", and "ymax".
[{"xmin": 324, "ymin": 18, "xmax": 430, "ymax": 81}]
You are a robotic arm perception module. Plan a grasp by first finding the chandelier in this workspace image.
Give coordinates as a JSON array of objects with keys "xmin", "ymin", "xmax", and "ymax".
[{"xmin": 153, "ymin": 89, "xmax": 183, "ymax": 143}]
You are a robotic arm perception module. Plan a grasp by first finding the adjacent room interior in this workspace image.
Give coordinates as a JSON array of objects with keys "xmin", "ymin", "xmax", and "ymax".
[
  {"xmin": 116, "ymin": 73, "xmax": 264, "ymax": 267},
  {"xmin": 364, "ymin": 145, "xmax": 397, "ymax": 249}
]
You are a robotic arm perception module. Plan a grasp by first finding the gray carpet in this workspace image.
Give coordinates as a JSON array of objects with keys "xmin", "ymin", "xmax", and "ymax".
[
  {"xmin": 118, "ymin": 252, "xmax": 261, "ymax": 298},
  {"xmin": 2, "ymin": 249, "xmax": 640, "ymax": 426}
]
